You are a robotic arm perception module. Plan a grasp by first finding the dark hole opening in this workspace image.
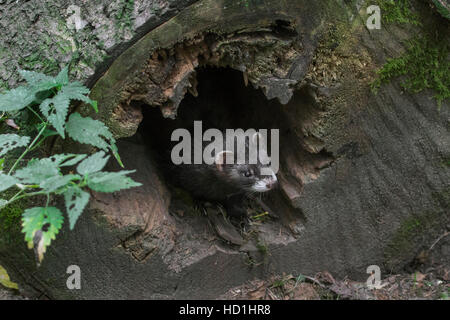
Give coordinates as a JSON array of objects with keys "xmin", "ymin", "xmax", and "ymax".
[
  {"xmin": 139, "ymin": 67, "xmax": 292, "ymax": 151},
  {"xmin": 127, "ymin": 66, "xmax": 332, "ymax": 231}
]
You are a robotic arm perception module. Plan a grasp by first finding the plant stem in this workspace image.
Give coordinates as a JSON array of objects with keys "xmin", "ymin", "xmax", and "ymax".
[
  {"xmin": 26, "ymin": 106, "xmax": 45, "ymax": 123},
  {"xmin": 8, "ymin": 122, "xmax": 48, "ymax": 175},
  {"xmin": 45, "ymin": 194, "xmax": 50, "ymax": 207},
  {"xmin": 4, "ymin": 190, "xmax": 47, "ymax": 207},
  {"xmin": 6, "ymin": 189, "xmax": 24, "ymax": 204},
  {"xmin": 29, "ymin": 137, "xmax": 48, "ymax": 152}
]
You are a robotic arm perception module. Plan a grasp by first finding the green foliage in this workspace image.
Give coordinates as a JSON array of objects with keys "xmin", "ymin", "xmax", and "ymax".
[
  {"xmin": 0, "ymin": 134, "xmax": 30, "ymax": 157},
  {"xmin": 0, "ymin": 189, "xmax": 26, "ymax": 240},
  {"xmin": 0, "ymin": 66, "xmax": 141, "ymax": 264},
  {"xmin": 14, "ymin": 158, "xmax": 61, "ymax": 184},
  {"xmin": 371, "ymin": 37, "xmax": 450, "ymax": 107},
  {"xmin": 0, "ymin": 174, "xmax": 18, "ymax": 192},
  {"xmin": 22, "ymin": 207, "xmax": 64, "ymax": 263},
  {"xmin": 64, "ymin": 186, "xmax": 89, "ymax": 230},
  {"xmin": 76, "ymin": 151, "xmax": 109, "ymax": 175},
  {"xmin": 66, "ymin": 113, "xmax": 122, "ymax": 165},
  {"xmin": 377, "ymin": 0, "xmax": 421, "ymax": 25},
  {"xmin": 40, "ymin": 82, "xmax": 97, "ymax": 137},
  {"xmin": 87, "ymin": 170, "xmax": 140, "ymax": 193},
  {"xmin": 115, "ymin": 0, "xmax": 135, "ymax": 38},
  {"xmin": 0, "ymin": 87, "xmax": 36, "ymax": 112},
  {"xmin": 432, "ymin": 0, "xmax": 450, "ymax": 20},
  {"xmin": 441, "ymin": 288, "xmax": 450, "ymax": 300}
]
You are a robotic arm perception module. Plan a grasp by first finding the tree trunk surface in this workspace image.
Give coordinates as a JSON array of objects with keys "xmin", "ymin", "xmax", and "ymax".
[{"xmin": 0, "ymin": 0, "xmax": 449, "ymax": 299}]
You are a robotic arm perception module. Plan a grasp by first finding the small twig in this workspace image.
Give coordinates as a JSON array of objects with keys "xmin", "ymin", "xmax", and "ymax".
[
  {"xmin": 303, "ymin": 275, "xmax": 327, "ymax": 289},
  {"xmin": 265, "ymin": 287, "xmax": 278, "ymax": 300},
  {"xmin": 430, "ymin": 231, "xmax": 449, "ymax": 250}
]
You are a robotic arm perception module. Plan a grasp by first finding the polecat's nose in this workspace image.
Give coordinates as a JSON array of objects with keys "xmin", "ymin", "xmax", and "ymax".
[{"xmin": 266, "ymin": 179, "xmax": 277, "ymax": 189}]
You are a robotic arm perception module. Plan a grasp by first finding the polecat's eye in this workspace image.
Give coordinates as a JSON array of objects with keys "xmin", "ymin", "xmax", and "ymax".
[{"xmin": 244, "ymin": 171, "xmax": 252, "ymax": 177}]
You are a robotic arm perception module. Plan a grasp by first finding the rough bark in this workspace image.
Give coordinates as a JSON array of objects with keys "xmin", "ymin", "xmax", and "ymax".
[{"xmin": 0, "ymin": 0, "xmax": 448, "ymax": 299}]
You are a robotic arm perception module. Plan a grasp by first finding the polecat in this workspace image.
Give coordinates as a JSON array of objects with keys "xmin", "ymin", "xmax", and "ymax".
[{"xmin": 168, "ymin": 133, "xmax": 278, "ymax": 216}]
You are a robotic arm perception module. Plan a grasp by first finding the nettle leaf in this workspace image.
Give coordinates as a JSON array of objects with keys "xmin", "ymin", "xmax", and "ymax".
[
  {"xmin": 39, "ymin": 95, "xmax": 70, "ymax": 137},
  {"xmin": 64, "ymin": 186, "xmax": 90, "ymax": 230},
  {"xmin": 0, "ymin": 67, "xmax": 69, "ymax": 113},
  {"xmin": 56, "ymin": 154, "xmax": 87, "ymax": 167},
  {"xmin": 77, "ymin": 151, "xmax": 110, "ymax": 175},
  {"xmin": 66, "ymin": 113, "xmax": 122, "ymax": 166},
  {"xmin": 19, "ymin": 66, "xmax": 69, "ymax": 93},
  {"xmin": 40, "ymin": 174, "xmax": 81, "ymax": 193},
  {"xmin": 47, "ymin": 153, "xmax": 87, "ymax": 167},
  {"xmin": 87, "ymin": 170, "xmax": 141, "ymax": 193},
  {"xmin": 21, "ymin": 207, "xmax": 64, "ymax": 263},
  {"xmin": 0, "ymin": 174, "xmax": 18, "ymax": 192},
  {"xmin": 55, "ymin": 66, "xmax": 70, "ymax": 86},
  {"xmin": 0, "ymin": 86, "xmax": 36, "ymax": 112},
  {"xmin": 0, "ymin": 134, "xmax": 30, "ymax": 157},
  {"xmin": 66, "ymin": 113, "xmax": 112, "ymax": 150},
  {"xmin": 39, "ymin": 82, "xmax": 96, "ymax": 137},
  {"xmin": 59, "ymin": 81, "xmax": 97, "ymax": 111},
  {"xmin": 14, "ymin": 158, "xmax": 60, "ymax": 184}
]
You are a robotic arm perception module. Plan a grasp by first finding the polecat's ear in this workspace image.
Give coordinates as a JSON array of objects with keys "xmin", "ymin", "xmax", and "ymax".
[{"xmin": 215, "ymin": 151, "xmax": 234, "ymax": 171}]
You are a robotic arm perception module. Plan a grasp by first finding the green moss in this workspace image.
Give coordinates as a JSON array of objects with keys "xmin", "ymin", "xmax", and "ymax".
[
  {"xmin": 376, "ymin": 0, "xmax": 421, "ymax": 25},
  {"xmin": 384, "ymin": 210, "xmax": 443, "ymax": 266},
  {"xmin": 431, "ymin": 187, "xmax": 450, "ymax": 206},
  {"xmin": 0, "ymin": 190, "xmax": 26, "ymax": 245},
  {"xmin": 0, "ymin": 81, "xmax": 8, "ymax": 92},
  {"xmin": 256, "ymin": 241, "xmax": 268, "ymax": 256},
  {"xmin": 371, "ymin": 36, "xmax": 450, "ymax": 107},
  {"xmin": 17, "ymin": 43, "xmax": 62, "ymax": 76},
  {"xmin": 115, "ymin": 0, "xmax": 135, "ymax": 39}
]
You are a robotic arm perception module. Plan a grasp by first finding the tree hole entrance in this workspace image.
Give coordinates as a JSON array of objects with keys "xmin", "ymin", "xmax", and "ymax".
[{"xmin": 101, "ymin": 65, "xmax": 334, "ymax": 265}]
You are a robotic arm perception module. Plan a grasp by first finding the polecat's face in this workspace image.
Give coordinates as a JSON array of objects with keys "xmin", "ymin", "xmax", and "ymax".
[{"xmin": 224, "ymin": 163, "xmax": 278, "ymax": 193}]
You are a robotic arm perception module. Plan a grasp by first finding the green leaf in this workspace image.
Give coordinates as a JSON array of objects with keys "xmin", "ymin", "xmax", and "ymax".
[
  {"xmin": 66, "ymin": 113, "xmax": 112, "ymax": 150},
  {"xmin": 0, "ymin": 86, "xmax": 36, "ymax": 112},
  {"xmin": 0, "ymin": 174, "xmax": 18, "ymax": 192},
  {"xmin": 0, "ymin": 199, "xmax": 7, "ymax": 208},
  {"xmin": 0, "ymin": 134, "xmax": 30, "ymax": 157},
  {"xmin": 57, "ymin": 154, "xmax": 87, "ymax": 167},
  {"xmin": 21, "ymin": 207, "xmax": 64, "ymax": 263},
  {"xmin": 77, "ymin": 151, "xmax": 110, "ymax": 175},
  {"xmin": 40, "ymin": 174, "xmax": 81, "ymax": 193},
  {"xmin": 14, "ymin": 158, "xmax": 60, "ymax": 184},
  {"xmin": 38, "ymin": 81, "xmax": 96, "ymax": 137},
  {"xmin": 55, "ymin": 66, "xmax": 70, "ymax": 86},
  {"xmin": 64, "ymin": 186, "xmax": 90, "ymax": 230},
  {"xmin": 0, "ymin": 67, "xmax": 72, "ymax": 113},
  {"xmin": 66, "ymin": 113, "xmax": 122, "ymax": 166},
  {"xmin": 87, "ymin": 170, "xmax": 141, "ymax": 193},
  {"xmin": 19, "ymin": 70, "xmax": 58, "ymax": 92},
  {"xmin": 110, "ymin": 143, "xmax": 123, "ymax": 168},
  {"xmin": 433, "ymin": 0, "xmax": 450, "ymax": 20},
  {"xmin": 60, "ymin": 81, "xmax": 96, "ymax": 109},
  {"xmin": 39, "ymin": 96, "xmax": 69, "ymax": 137},
  {"xmin": 0, "ymin": 158, "xmax": 4, "ymax": 171},
  {"xmin": 47, "ymin": 153, "xmax": 86, "ymax": 167},
  {"xmin": 19, "ymin": 66, "xmax": 69, "ymax": 92}
]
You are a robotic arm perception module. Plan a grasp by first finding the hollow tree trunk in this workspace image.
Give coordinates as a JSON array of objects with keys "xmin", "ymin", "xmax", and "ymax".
[{"xmin": 0, "ymin": 0, "xmax": 449, "ymax": 299}]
